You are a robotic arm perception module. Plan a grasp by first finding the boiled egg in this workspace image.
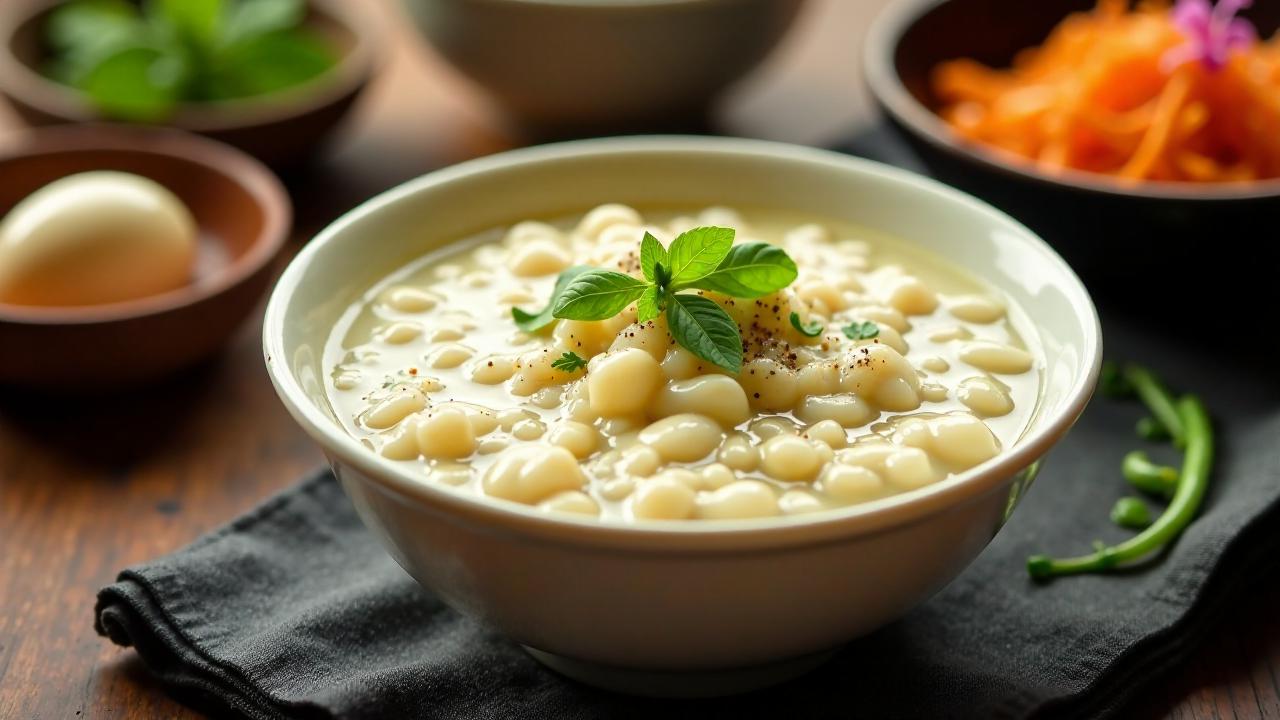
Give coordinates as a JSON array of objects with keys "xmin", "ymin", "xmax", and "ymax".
[{"xmin": 0, "ymin": 171, "xmax": 197, "ymax": 306}]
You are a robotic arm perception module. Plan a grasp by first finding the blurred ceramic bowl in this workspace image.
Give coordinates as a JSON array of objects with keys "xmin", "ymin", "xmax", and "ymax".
[
  {"xmin": 403, "ymin": 0, "xmax": 808, "ymax": 134},
  {"xmin": 0, "ymin": 124, "xmax": 290, "ymax": 388},
  {"xmin": 863, "ymin": 0, "xmax": 1280, "ymax": 293},
  {"xmin": 0, "ymin": 0, "xmax": 380, "ymax": 167},
  {"xmin": 264, "ymin": 136, "xmax": 1100, "ymax": 696}
]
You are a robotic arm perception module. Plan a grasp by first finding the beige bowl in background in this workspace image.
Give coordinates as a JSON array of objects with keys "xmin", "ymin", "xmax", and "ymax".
[
  {"xmin": 402, "ymin": 0, "xmax": 808, "ymax": 134},
  {"xmin": 264, "ymin": 137, "xmax": 1101, "ymax": 696}
]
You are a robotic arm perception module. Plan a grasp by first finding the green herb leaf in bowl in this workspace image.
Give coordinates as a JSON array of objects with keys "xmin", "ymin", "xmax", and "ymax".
[
  {"xmin": 44, "ymin": 0, "xmax": 338, "ymax": 121},
  {"xmin": 551, "ymin": 351, "xmax": 587, "ymax": 374},
  {"xmin": 511, "ymin": 265, "xmax": 592, "ymax": 333},
  {"xmin": 842, "ymin": 320, "xmax": 880, "ymax": 340},
  {"xmin": 789, "ymin": 312, "xmax": 823, "ymax": 338},
  {"xmin": 525, "ymin": 226, "xmax": 806, "ymax": 374},
  {"xmin": 667, "ymin": 293, "xmax": 744, "ymax": 373},
  {"xmin": 551, "ymin": 270, "xmax": 648, "ymax": 321}
]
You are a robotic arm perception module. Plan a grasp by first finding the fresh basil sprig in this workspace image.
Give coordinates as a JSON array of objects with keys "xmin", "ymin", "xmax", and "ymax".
[{"xmin": 519, "ymin": 226, "xmax": 798, "ymax": 374}]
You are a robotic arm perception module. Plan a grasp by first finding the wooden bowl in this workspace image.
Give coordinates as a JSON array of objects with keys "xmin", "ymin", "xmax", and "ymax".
[
  {"xmin": 0, "ymin": 124, "xmax": 290, "ymax": 388},
  {"xmin": 863, "ymin": 0, "xmax": 1280, "ymax": 293},
  {"xmin": 0, "ymin": 0, "xmax": 379, "ymax": 168}
]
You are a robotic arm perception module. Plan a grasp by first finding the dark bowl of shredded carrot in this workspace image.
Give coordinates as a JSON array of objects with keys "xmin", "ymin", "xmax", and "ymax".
[{"xmin": 864, "ymin": 0, "xmax": 1280, "ymax": 294}]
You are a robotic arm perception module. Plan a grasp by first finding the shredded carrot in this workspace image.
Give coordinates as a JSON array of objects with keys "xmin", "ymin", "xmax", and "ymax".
[{"xmin": 932, "ymin": 1, "xmax": 1280, "ymax": 184}]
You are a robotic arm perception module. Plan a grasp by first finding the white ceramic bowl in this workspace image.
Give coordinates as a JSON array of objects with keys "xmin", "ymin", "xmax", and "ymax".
[{"xmin": 264, "ymin": 137, "xmax": 1101, "ymax": 696}]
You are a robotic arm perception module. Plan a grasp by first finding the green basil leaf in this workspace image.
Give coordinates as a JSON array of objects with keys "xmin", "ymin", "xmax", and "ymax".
[
  {"xmin": 47, "ymin": 0, "xmax": 138, "ymax": 50},
  {"xmin": 149, "ymin": 0, "xmax": 223, "ymax": 49},
  {"xmin": 81, "ymin": 46, "xmax": 185, "ymax": 120},
  {"xmin": 44, "ymin": 0, "xmax": 147, "ymax": 86},
  {"xmin": 206, "ymin": 29, "xmax": 335, "ymax": 99},
  {"xmin": 841, "ymin": 320, "xmax": 880, "ymax": 340},
  {"xmin": 666, "ymin": 294, "xmax": 743, "ymax": 374},
  {"xmin": 653, "ymin": 261, "xmax": 671, "ymax": 290},
  {"xmin": 686, "ymin": 243, "xmax": 799, "ymax": 297},
  {"xmin": 639, "ymin": 231, "xmax": 668, "ymax": 284},
  {"xmin": 510, "ymin": 265, "xmax": 592, "ymax": 332},
  {"xmin": 223, "ymin": 0, "xmax": 304, "ymax": 45},
  {"xmin": 552, "ymin": 270, "xmax": 648, "ymax": 321},
  {"xmin": 790, "ymin": 312, "xmax": 824, "ymax": 337},
  {"xmin": 636, "ymin": 286, "xmax": 662, "ymax": 323},
  {"xmin": 666, "ymin": 226, "xmax": 734, "ymax": 285}
]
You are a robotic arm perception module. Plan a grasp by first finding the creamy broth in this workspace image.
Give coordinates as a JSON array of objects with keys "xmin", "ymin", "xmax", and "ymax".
[{"xmin": 324, "ymin": 205, "xmax": 1041, "ymax": 522}]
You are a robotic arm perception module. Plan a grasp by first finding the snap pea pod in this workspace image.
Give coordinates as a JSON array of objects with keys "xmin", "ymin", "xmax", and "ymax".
[{"xmin": 1027, "ymin": 366, "xmax": 1213, "ymax": 580}]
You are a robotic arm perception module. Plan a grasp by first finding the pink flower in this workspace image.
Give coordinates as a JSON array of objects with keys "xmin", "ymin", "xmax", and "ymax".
[{"xmin": 1163, "ymin": 0, "xmax": 1257, "ymax": 72}]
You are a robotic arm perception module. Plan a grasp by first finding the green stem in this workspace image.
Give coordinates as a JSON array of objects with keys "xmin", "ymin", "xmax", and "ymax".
[
  {"xmin": 1121, "ymin": 450, "xmax": 1178, "ymax": 498},
  {"xmin": 1028, "ymin": 395, "xmax": 1212, "ymax": 580},
  {"xmin": 1124, "ymin": 365, "xmax": 1186, "ymax": 447}
]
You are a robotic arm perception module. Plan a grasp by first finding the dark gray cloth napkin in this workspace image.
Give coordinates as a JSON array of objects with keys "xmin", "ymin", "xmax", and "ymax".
[
  {"xmin": 94, "ymin": 313, "xmax": 1280, "ymax": 720},
  {"xmin": 95, "ymin": 132, "xmax": 1280, "ymax": 718}
]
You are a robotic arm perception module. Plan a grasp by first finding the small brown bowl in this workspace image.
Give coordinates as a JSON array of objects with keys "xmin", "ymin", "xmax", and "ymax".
[
  {"xmin": 0, "ymin": 0, "xmax": 379, "ymax": 168},
  {"xmin": 863, "ymin": 0, "xmax": 1280, "ymax": 295},
  {"xmin": 0, "ymin": 124, "xmax": 291, "ymax": 388}
]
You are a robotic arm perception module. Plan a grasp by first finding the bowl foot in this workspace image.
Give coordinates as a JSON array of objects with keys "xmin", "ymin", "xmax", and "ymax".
[{"xmin": 523, "ymin": 646, "xmax": 837, "ymax": 698}]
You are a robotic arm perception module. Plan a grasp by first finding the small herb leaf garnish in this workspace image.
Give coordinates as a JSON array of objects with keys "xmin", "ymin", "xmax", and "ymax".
[
  {"xmin": 511, "ymin": 265, "xmax": 592, "ymax": 332},
  {"xmin": 842, "ymin": 320, "xmax": 880, "ymax": 340},
  {"xmin": 667, "ymin": 294, "xmax": 743, "ymax": 374},
  {"xmin": 636, "ymin": 286, "xmax": 662, "ymax": 323},
  {"xmin": 639, "ymin": 232, "xmax": 668, "ymax": 283},
  {"xmin": 789, "ymin": 312, "xmax": 824, "ymax": 337},
  {"xmin": 686, "ymin": 243, "xmax": 798, "ymax": 297},
  {"xmin": 552, "ymin": 270, "xmax": 648, "ymax": 321},
  {"xmin": 666, "ymin": 226, "xmax": 735, "ymax": 285},
  {"xmin": 551, "ymin": 352, "xmax": 587, "ymax": 373}
]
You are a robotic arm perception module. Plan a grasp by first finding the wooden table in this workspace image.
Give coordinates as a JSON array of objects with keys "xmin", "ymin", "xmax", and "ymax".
[{"xmin": 1, "ymin": 1, "xmax": 1277, "ymax": 717}]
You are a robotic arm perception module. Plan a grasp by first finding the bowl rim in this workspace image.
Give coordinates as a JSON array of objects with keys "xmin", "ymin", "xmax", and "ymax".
[
  {"xmin": 263, "ymin": 135, "xmax": 1103, "ymax": 553},
  {"xmin": 863, "ymin": 0, "xmax": 1280, "ymax": 202},
  {"xmin": 0, "ymin": 123, "xmax": 292, "ymax": 325},
  {"xmin": 0, "ymin": 0, "xmax": 380, "ymax": 132}
]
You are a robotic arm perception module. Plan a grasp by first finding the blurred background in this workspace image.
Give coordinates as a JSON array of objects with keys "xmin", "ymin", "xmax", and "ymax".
[{"xmin": 1, "ymin": 1, "xmax": 1276, "ymax": 718}]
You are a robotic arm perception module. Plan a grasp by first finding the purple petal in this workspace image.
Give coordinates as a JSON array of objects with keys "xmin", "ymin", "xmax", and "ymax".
[
  {"xmin": 1217, "ymin": 0, "xmax": 1254, "ymax": 17},
  {"xmin": 1225, "ymin": 18, "xmax": 1258, "ymax": 49},
  {"xmin": 1172, "ymin": 0, "xmax": 1213, "ymax": 32}
]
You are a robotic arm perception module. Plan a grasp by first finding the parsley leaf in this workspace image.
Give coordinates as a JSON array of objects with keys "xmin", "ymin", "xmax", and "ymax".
[
  {"xmin": 511, "ymin": 265, "xmax": 592, "ymax": 332},
  {"xmin": 790, "ymin": 312, "xmax": 824, "ymax": 337},
  {"xmin": 841, "ymin": 321, "xmax": 880, "ymax": 340},
  {"xmin": 551, "ymin": 351, "xmax": 587, "ymax": 373}
]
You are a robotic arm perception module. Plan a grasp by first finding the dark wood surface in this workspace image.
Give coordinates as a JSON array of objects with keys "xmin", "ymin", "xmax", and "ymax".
[{"xmin": 1, "ymin": 1, "xmax": 1276, "ymax": 717}]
